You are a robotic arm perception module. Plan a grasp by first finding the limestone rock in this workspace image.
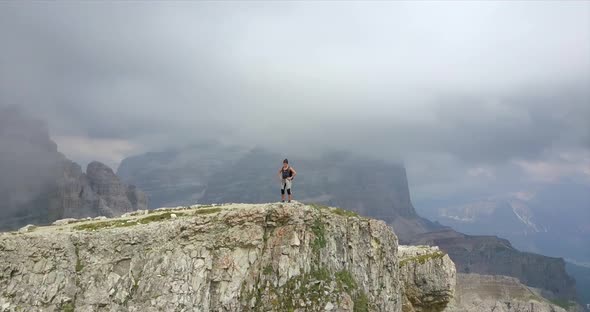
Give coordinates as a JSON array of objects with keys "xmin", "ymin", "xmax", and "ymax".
[
  {"xmin": 399, "ymin": 245, "xmax": 456, "ymax": 312},
  {"xmin": 444, "ymin": 273, "xmax": 570, "ymax": 312},
  {"xmin": 18, "ymin": 224, "xmax": 36, "ymax": 233},
  {"xmin": 116, "ymin": 143, "xmax": 577, "ymax": 301},
  {"xmin": 0, "ymin": 203, "xmax": 402, "ymax": 312},
  {"xmin": 52, "ymin": 218, "xmax": 79, "ymax": 226}
]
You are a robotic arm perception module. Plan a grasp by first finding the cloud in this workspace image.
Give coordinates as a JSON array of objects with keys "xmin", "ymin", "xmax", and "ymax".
[
  {"xmin": 52, "ymin": 136, "xmax": 139, "ymax": 169},
  {"xmin": 511, "ymin": 191, "xmax": 536, "ymax": 202},
  {"xmin": 514, "ymin": 149, "xmax": 590, "ymax": 183},
  {"xmin": 0, "ymin": 2, "xmax": 588, "ymax": 199}
]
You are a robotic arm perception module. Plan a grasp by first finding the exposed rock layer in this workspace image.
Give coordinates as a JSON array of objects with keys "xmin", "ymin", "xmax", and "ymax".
[
  {"xmin": 399, "ymin": 245, "xmax": 456, "ymax": 312},
  {"xmin": 0, "ymin": 202, "xmax": 570, "ymax": 312},
  {"xmin": 118, "ymin": 143, "xmax": 577, "ymax": 302},
  {"xmin": 445, "ymin": 273, "xmax": 570, "ymax": 312},
  {"xmin": 0, "ymin": 203, "xmax": 403, "ymax": 312}
]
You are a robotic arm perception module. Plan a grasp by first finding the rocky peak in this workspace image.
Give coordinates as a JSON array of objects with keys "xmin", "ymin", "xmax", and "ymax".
[
  {"xmin": 86, "ymin": 161, "xmax": 118, "ymax": 181},
  {"xmin": 0, "ymin": 108, "xmax": 147, "ymax": 230},
  {"xmin": 86, "ymin": 161, "xmax": 142, "ymax": 215},
  {"xmin": 0, "ymin": 202, "xmax": 456, "ymax": 312}
]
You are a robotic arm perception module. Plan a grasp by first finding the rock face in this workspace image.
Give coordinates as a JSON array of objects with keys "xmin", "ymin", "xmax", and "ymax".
[
  {"xmin": 0, "ymin": 108, "xmax": 147, "ymax": 230},
  {"xmin": 0, "ymin": 203, "xmax": 404, "ymax": 311},
  {"xmin": 399, "ymin": 245, "xmax": 456, "ymax": 312},
  {"xmin": 410, "ymin": 229, "xmax": 577, "ymax": 300},
  {"xmin": 0, "ymin": 202, "xmax": 570, "ymax": 312},
  {"xmin": 55, "ymin": 160, "xmax": 147, "ymax": 220},
  {"xmin": 117, "ymin": 143, "xmax": 578, "ymax": 302},
  {"xmin": 445, "ymin": 273, "xmax": 569, "ymax": 312}
]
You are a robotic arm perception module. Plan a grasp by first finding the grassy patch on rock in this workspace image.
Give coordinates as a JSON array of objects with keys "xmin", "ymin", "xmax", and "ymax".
[
  {"xmin": 245, "ymin": 268, "xmax": 368, "ymax": 312},
  {"xmin": 138, "ymin": 212, "xmax": 186, "ymax": 223},
  {"xmin": 310, "ymin": 203, "xmax": 329, "ymax": 210},
  {"xmin": 272, "ymin": 267, "xmax": 333, "ymax": 311},
  {"xmin": 330, "ymin": 207, "xmax": 359, "ymax": 218},
  {"xmin": 311, "ymin": 217, "xmax": 327, "ymax": 253},
  {"xmin": 310, "ymin": 203, "xmax": 358, "ymax": 217},
  {"xmin": 336, "ymin": 270, "xmax": 357, "ymax": 290},
  {"xmin": 193, "ymin": 208, "xmax": 222, "ymax": 215},
  {"xmin": 73, "ymin": 220, "xmax": 137, "ymax": 231},
  {"xmin": 353, "ymin": 291, "xmax": 369, "ymax": 312},
  {"xmin": 75, "ymin": 245, "xmax": 84, "ymax": 272},
  {"xmin": 61, "ymin": 302, "xmax": 75, "ymax": 312},
  {"xmin": 73, "ymin": 212, "xmax": 187, "ymax": 231},
  {"xmin": 399, "ymin": 251, "xmax": 445, "ymax": 267}
]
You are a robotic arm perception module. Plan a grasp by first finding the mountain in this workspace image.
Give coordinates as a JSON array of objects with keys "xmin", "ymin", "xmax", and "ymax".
[
  {"xmin": 409, "ymin": 229, "xmax": 577, "ymax": 300},
  {"xmin": 416, "ymin": 183, "xmax": 590, "ymax": 264},
  {"xmin": 118, "ymin": 142, "xmax": 578, "ymax": 301},
  {"xmin": 0, "ymin": 107, "xmax": 147, "ymax": 230},
  {"xmin": 0, "ymin": 202, "xmax": 567, "ymax": 312},
  {"xmin": 0, "ymin": 202, "xmax": 454, "ymax": 312}
]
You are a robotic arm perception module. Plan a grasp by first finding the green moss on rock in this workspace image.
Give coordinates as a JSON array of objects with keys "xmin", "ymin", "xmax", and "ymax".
[
  {"xmin": 331, "ymin": 207, "xmax": 359, "ymax": 218},
  {"xmin": 193, "ymin": 208, "xmax": 222, "ymax": 215},
  {"xmin": 399, "ymin": 251, "xmax": 445, "ymax": 267},
  {"xmin": 311, "ymin": 217, "xmax": 327, "ymax": 253},
  {"xmin": 353, "ymin": 291, "xmax": 369, "ymax": 312},
  {"xmin": 73, "ymin": 212, "xmax": 187, "ymax": 231},
  {"xmin": 335, "ymin": 270, "xmax": 357, "ymax": 290},
  {"xmin": 61, "ymin": 302, "xmax": 75, "ymax": 312}
]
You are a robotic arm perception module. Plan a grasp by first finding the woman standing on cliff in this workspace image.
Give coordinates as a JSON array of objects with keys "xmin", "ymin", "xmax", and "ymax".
[{"xmin": 278, "ymin": 159, "xmax": 296, "ymax": 203}]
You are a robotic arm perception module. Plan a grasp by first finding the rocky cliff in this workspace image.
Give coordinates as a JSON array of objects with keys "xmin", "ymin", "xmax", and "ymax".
[
  {"xmin": 0, "ymin": 108, "xmax": 147, "ymax": 230},
  {"xmin": 446, "ymin": 273, "xmax": 570, "ymax": 312},
  {"xmin": 0, "ymin": 203, "xmax": 458, "ymax": 312},
  {"xmin": 398, "ymin": 245, "xmax": 456, "ymax": 312},
  {"xmin": 410, "ymin": 229, "xmax": 577, "ymax": 300},
  {"xmin": 117, "ymin": 143, "xmax": 578, "ymax": 302}
]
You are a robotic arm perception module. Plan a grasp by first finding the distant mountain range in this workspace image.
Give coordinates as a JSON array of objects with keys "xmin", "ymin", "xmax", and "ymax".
[
  {"xmin": 416, "ymin": 185, "xmax": 590, "ymax": 264},
  {"xmin": 0, "ymin": 107, "xmax": 147, "ymax": 231},
  {"xmin": 117, "ymin": 142, "xmax": 578, "ymax": 301},
  {"xmin": 415, "ymin": 183, "xmax": 590, "ymax": 307}
]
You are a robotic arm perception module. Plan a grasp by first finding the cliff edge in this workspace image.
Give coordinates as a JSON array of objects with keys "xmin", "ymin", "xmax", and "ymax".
[{"xmin": 1, "ymin": 203, "xmax": 422, "ymax": 311}]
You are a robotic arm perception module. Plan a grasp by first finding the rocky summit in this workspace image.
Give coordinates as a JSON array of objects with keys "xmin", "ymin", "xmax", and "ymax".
[
  {"xmin": 0, "ymin": 202, "xmax": 458, "ymax": 312},
  {"xmin": 0, "ymin": 202, "xmax": 571, "ymax": 312}
]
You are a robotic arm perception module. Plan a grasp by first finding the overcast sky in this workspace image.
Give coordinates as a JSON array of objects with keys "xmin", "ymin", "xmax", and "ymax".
[{"xmin": 1, "ymin": 1, "xmax": 588, "ymax": 202}]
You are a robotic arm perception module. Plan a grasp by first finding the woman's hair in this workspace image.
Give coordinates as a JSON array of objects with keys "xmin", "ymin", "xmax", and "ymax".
[{"xmin": 283, "ymin": 158, "xmax": 288, "ymax": 164}]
